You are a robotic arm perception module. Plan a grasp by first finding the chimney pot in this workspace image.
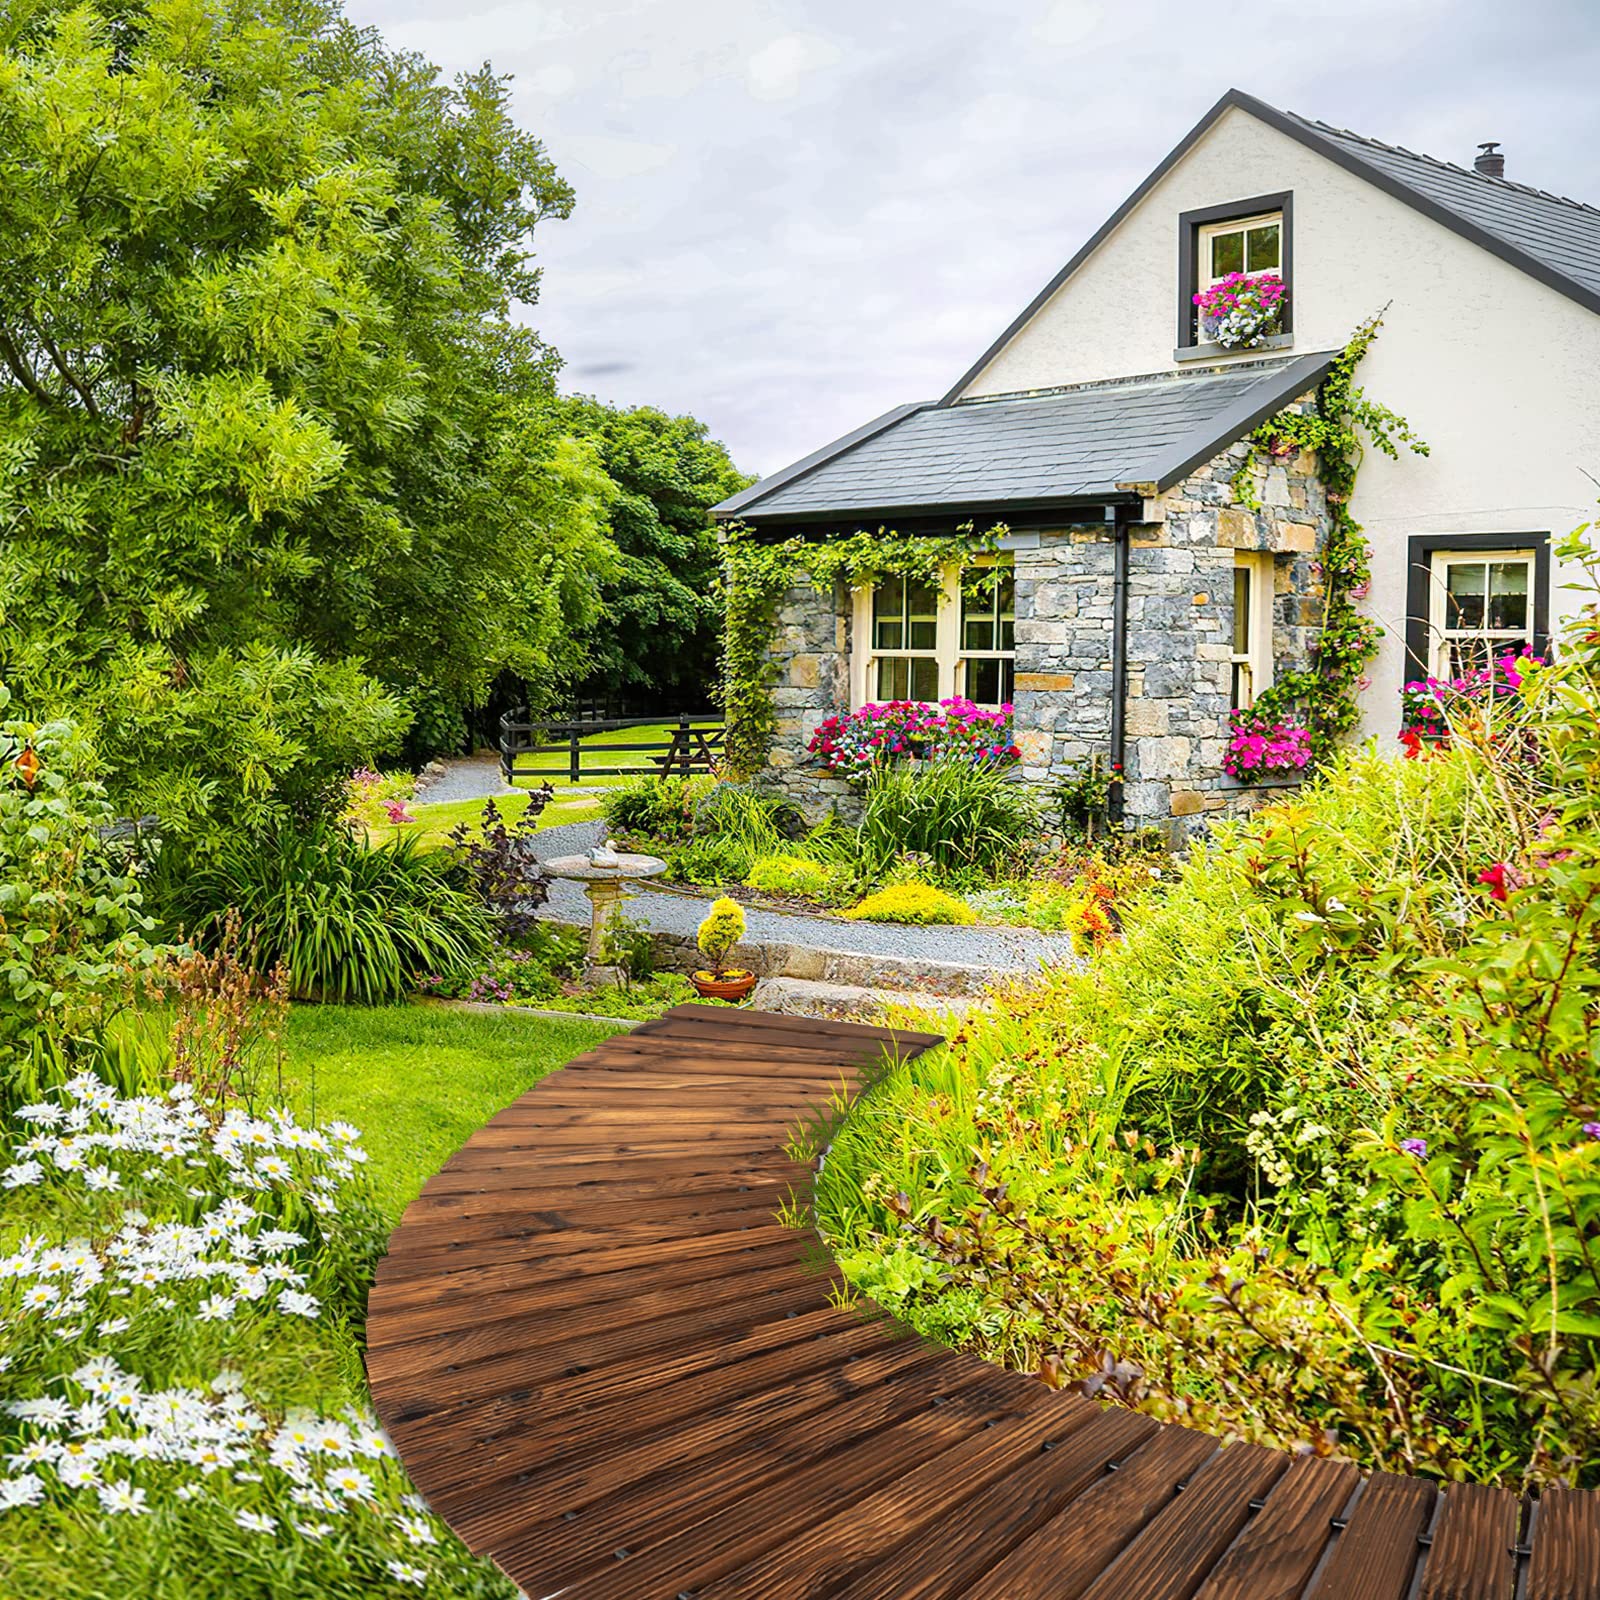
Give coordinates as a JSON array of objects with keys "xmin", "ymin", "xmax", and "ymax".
[{"xmin": 1475, "ymin": 141, "xmax": 1505, "ymax": 178}]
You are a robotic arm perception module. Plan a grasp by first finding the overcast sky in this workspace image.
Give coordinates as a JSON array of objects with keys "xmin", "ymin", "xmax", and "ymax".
[{"xmin": 344, "ymin": 0, "xmax": 1600, "ymax": 479}]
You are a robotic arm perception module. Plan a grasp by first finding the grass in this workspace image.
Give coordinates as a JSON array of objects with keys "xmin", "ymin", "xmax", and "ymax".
[
  {"xmin": 364, "ymin": 789, "xmax": 606, "ymax": 852},
  {"xmin": 279, "ymin": 1003, "xmax": 622, "ymax": 1219}
]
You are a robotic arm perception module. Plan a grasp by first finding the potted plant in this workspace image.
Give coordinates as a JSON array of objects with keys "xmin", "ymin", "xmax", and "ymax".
[
  {"xmin": 1194, "ymin": 270, "xmax": 1287, "ymax": 349},
  {"xmin": 691, "ymin": 896, "xmax": 757, "ymax": 1001}
]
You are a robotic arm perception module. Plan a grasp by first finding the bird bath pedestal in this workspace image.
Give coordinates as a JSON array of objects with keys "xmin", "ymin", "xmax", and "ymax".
[{"xmin": 542, "ymin": 850, "xmax": 668, "ymax": 985}]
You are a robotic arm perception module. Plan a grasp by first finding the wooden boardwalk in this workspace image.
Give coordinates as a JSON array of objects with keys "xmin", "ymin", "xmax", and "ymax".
[{"xmin": 366, "ymin": 1006, "xmax": 1600, "ymax": 1599}]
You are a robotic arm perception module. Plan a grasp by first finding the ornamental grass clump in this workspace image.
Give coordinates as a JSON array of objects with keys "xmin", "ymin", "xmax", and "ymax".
[{"xmin": 857, "ymin": 759, "xmax": 1041, "ymax": 880}]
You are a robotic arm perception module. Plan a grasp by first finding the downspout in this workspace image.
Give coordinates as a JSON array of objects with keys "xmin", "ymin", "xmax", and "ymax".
[{"xmin": 1107, "ymin": 502, "xmax": 1132, "ymax": 825}]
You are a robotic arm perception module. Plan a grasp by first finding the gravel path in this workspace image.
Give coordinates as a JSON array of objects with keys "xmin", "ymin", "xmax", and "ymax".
[
  {"xmin": 530, "ymin": 819, "xmax": 1078, "ymax": 973},
  {"xmin": 412, "ymin": 753, "xmax": 515, "ymax": 806}
]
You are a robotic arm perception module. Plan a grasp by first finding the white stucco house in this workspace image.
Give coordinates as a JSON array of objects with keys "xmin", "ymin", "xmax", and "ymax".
[{"xmin": 713, "ymin": 88, "xmax": 1600, "ymax": 834}]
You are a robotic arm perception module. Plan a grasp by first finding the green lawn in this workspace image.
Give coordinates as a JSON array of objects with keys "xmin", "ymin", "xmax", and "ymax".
[
  {"xmin": 280, "ymin": 1003, "xmax": 622, "ymax": 1220},
  {"xmin": 364, "ymin": 788, "xmax": 606, "ymax": 852}
]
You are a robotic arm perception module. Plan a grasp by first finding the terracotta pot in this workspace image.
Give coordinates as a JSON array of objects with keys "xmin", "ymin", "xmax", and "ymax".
[{"xmin": 690, "ymin": 970, "xmax": 758, "ymax": 1002}]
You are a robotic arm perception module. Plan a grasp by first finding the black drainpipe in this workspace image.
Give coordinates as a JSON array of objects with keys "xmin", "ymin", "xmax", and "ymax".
[{"xmin": 1107, "ymin": 501, "xmax": 1132, "ymax": 824}]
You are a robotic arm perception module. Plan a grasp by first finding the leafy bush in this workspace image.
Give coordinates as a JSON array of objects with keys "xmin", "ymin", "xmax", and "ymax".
[
  {"xmin": 151, "ymin": 824, "xmax": 493, "ymax": 1004},
  {"xmin": 843, "ymin": 884, "xmax": 975, "ymax": 926},
  {"xmin": 447, "ymin": 794, "xmax": 552, "ymax": 940},
  {"xmin": 744, "ymin": 855, "xmax": 835, "ymax": 897},
  {"xmin": 341, "ymin": 768, "xmax": 419, "ymax": 830},
  {"xmin": 602, "ymin": 775, "xmax": 712, "ymax": 844},
  {"xmin": 857, "ymin": 759, "xmax": 1040, "ymax": 879},
  {"xmin": 0, "ymin": 689, "xmax": 159, "ymax": 1105},
  {"xmin": 665, "ymin": 833, "xmax": 753, "ymax": 888},
  {"xmin": 817, "ymin": 534, "xmax": 1600, "ymax": 1487}
]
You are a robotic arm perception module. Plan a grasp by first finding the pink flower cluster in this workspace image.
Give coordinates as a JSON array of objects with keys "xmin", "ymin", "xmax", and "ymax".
[
  {"xmin": 1222, "ymin": 711, "xmax": 1312, "ymax": 779},
  {"xmin": 1193, "ymin": 270, "xmax": 1288, "ymax": 319},
  {"xmin": 808, "ymin": 697, "xmax": 1020, "ymax": 775},
  {"xmin": 1400, "ymin": 647, "xmax": 1544, "ymax": 737}
]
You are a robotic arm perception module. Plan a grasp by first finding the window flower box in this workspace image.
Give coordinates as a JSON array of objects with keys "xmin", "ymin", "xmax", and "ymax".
[{"xmin": 1194, "ymin": 271, "xmax": 1288, "ymax": 350}]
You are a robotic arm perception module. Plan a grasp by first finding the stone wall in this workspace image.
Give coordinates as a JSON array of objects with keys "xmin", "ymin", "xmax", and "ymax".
[{"xmin": 756, "ymin": 422, "xmax": 1332, "ymax": 839}]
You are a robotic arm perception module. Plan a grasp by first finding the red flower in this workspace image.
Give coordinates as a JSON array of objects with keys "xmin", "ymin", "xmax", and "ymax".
[
  {"xmin": 1477, "ymin": 863, "xmax": 1510, "ymax": 902},
  {"xmin": 1398, "ymin": 729, "xmax": 1424, "ymax": 761}
]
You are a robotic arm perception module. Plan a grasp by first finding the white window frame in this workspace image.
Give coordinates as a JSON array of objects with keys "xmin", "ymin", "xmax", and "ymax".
[
  {"xmin": 851, "ymin": 558, "xmax": 1015, "ymax": 709},
  {"xmin": 956, "ymin": 560, "xmax": 1016, "ymax": 707},
  {"xmin": 1426, "ymin": 549, "xmax": 1536, "ymax": 677},
  {"xmin": 1198, "ymin": 210, "xmax": 1283, "ymax": 293},
  {"xmin": 1230, "ymin": 552, "xmax": 1274, "ymax": 711}
]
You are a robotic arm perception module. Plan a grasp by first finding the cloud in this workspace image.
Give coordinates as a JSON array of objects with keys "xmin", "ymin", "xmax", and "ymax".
[
  {"xmin": 342, "ymin": 0, "xmax": 1600, "ymax": 478},
  {"xmin": 745, "ymin": 32, "xmax": 843, "ymax": 102}
]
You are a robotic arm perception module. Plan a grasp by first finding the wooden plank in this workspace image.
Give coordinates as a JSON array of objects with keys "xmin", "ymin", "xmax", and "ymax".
[
  {"xmin": 960, "ymin": 1424, "xmax": 1222, "ymax": 1599},
  {"xmin": 690, "ymin": 1394, "xmax": 1103, "ymax": 1600},
  {"xmin": 1525, "ymin": 1489, "xmax": 1600, "ymax": 1600},
  {"xmin": 1306, "ymin": 1471, "xmax": 1435, "ymax": 1600},
  {"xmin": 1421, "ymin": 1482, "xmax": 1520, "ymax": 1600},
  {"xmin": 827, "ymin": 1405, "xmax": 1160, "ymax": 1600},
  {"xmin": 1076, "ymin": 1441, "xmax": 1290, "ymax": 1600},
  {"xmin": 1193, "ymin": 1452, "xmax": 1359, "ymax": 1600}
]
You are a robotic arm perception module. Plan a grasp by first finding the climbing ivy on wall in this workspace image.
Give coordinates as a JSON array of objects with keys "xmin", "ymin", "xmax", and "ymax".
[
  {"xmin": 719, "ymin": 522, "xmax": 1004, "ymax": 776},
  {"xmin": 1234, "ymin": 313, "xmax": 1429, "ymax": 764}
]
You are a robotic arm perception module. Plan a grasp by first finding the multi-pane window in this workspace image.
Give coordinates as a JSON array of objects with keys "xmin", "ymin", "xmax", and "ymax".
[
  {"xmin": 870, "ymin": 575, "xmax": 939, "ymax": 701},
  {"xmin": 1428, "ymin": 551, "xmax": 1534, "ymax": 675},
  {"xmin": 1198, "ymin": 212, "xmax": 1282, "ymax": 292},
  {"xmin": 1230, "ymin": 553, "xmax": 1273, "ymax": 711},
  {"xmin": 960, "ymin": 567, "xmax": 1015, "ymax": 705},
  {"xmin": 854, "ymin": 560, "xmax": 1016, "ymax": 708}
]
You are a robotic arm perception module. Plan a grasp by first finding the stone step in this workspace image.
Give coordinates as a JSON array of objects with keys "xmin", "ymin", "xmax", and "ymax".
[{"xmin": 749, "ymin": 975, "xmax": 976, "ymax": 1023}]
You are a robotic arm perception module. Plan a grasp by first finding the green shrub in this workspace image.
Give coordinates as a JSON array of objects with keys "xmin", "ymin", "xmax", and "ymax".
[
  {"xmin": 0, "ymin": 687, "xmax": 160, "ymax": 1105},
  {"xmin": 858, "ymin": 760, "xmax": 1040, "ymax": 879},
  {"xmin": 843, "ymin": 883, "xmax": 976, "ymax": 925},
  {"xmin": 602, "ymin": 775, "xmax": 711, "ymax": 844},
  {"xmin": 666, "ymin": 833, "xmax": 751, "ymax": 887},
  {"xmin": 745, "ymin": 854, "xmax": 834, "ymax": 897},
  {"xmin": 151, "ymin": 822, "xmax": 493, "ymax": 1004}
]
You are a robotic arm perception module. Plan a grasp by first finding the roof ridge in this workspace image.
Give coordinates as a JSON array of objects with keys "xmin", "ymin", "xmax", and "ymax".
[{"xmin": 1288, "ymin": 110, "xmax": 1600, "ymax": 220}]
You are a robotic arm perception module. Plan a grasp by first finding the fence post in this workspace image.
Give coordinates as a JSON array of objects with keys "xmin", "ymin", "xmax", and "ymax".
[
  {"xmin": 570, "ymin": 727, "xmax": 582, "ymax": 786},
  {"xmin": 677, "ymin": 714, "xmax": 690, "ymax": 779},
  {"xmin": 499, "ymin": 711, "xmax": 515, "ymax": 786}
]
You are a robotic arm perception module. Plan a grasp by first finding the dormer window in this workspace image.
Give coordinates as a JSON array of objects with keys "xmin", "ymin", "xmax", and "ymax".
[{"xmin": 1177, "ymin": 191, "xmax": 1294, "ymax": 355}]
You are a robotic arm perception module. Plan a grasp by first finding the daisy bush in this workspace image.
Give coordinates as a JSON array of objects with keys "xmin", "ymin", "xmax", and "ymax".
[{"xmin": 0, "ymin": 1072, "xmax": 512, "ymax": 1598}]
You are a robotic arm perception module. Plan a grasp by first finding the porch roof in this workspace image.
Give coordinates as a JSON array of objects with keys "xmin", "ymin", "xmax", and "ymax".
[{"xmin": 714, "ymin": 351, "xmax": 1337, "ymax": 527}]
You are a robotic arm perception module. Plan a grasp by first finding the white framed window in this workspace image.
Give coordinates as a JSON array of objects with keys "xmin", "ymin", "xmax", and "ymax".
[
  {"xmin": 958, "ymin": 565, "xmax": 1015, "ymax": 705},
  {"xmin": 1230, "ymin": 552, "xmax": 1274, "ymax": 711},
  {"xmin": 851, "ymin": 559, "xmax": 1015, "ymax": 708},
  {"xmin": 1198, "ymin": 211, "xmax": 1282, "ymax": 293},
  {"xmin": 1427, "ymin": 549, "xmax": 1535, "ymax": 676}
]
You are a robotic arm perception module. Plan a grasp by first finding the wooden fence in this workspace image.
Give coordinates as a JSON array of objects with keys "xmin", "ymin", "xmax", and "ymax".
[{"xmin": 498, "ymin": 711, "xmax": 726, "ymax": 786}]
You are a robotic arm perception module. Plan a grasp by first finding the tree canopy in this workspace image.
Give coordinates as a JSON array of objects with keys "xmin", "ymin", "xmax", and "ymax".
[
  {"xmin": 0, "ymin": 0, "xmax": 621, "ymax": 835},
  {"xmin": 558, "ymin": 397, "xmax": 749, "ymax": 711}
]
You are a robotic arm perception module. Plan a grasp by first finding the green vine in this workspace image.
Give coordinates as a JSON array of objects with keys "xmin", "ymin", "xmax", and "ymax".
[
  {"xmin": 719, "ymin": 521, "xmax": 1005, "ymax": 776},
  {"xmin": 1233, "ymin": 312, "xmax": 1429, "ymax": 763}
]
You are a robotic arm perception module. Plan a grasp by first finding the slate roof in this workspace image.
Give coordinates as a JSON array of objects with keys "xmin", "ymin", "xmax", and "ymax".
[
  {"xmin": 716, "ymin": 352, "xmax": 1337, "ymax": 524},
  {"xmin": 1280, "ymin": 108, "xmax": 1600, "ymax": 302}
]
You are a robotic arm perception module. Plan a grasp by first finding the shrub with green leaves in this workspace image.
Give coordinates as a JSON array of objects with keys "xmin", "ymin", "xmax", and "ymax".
[
  {"xmin": 857, "ymin": 760, "xmax": 1040, "ymax": 880},
  {"xmin": 0, "ymin": 688, "xmax": 159, "ymax": 1104},
  {"xmin": 150, "ymin": 823, "xmax": 492, "ymax": 1004},
  {"xmin": 601, "ymin": 776, "xmax": 712, "ymax": 845}
]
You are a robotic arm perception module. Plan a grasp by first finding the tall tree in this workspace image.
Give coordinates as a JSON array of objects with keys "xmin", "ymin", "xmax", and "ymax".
[
  {"xmin": 558, "ymin": 396, "xmax": 749, "ymax": 710},
  {"xmin": 0, "ymin": 0, "xmax": 613, "ymax": 834}
]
